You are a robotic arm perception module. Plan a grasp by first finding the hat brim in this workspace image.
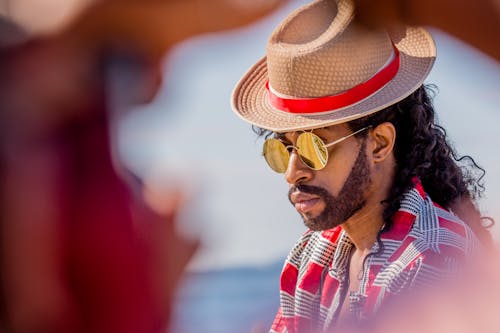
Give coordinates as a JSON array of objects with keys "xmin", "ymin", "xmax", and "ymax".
[{"xmin": 231, "ymin": 27, "xmax": 436, "ymax": 133}]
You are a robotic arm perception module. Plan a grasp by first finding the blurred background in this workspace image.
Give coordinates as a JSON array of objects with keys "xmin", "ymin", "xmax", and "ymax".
[{"xmin": 1, "ymin": 0, "xmax": 499, "ymax": 332}]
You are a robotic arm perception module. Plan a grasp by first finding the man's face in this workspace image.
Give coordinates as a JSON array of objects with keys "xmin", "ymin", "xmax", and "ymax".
[{"xmin": 283, "ymin": 125, "xmax": 372, "ymax": 230}]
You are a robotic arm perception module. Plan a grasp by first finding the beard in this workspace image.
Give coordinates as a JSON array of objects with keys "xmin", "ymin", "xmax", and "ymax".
[{"xmin": 288, "ymin": 140, "xmax": 371, "ymax": 231}]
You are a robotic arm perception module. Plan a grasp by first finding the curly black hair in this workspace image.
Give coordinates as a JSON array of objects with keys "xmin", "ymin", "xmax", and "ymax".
[
  {"xmin": 254, "ymin": 85, "xmax": 493, "ymax": 246},
  {"xmin": 347, "ymin": 85, "xmax": 492, "ymax": 246}
]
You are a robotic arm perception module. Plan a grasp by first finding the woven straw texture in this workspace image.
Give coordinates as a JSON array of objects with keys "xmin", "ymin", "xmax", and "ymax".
[{"xmin": 231, "ymin": 0, "xmax": 436, "ymax": 132}]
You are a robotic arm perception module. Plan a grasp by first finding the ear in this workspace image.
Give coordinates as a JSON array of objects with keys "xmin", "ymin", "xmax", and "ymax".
[{"xmin": 368, "ymin": 122, "xmax": 396, "ymax": 163}]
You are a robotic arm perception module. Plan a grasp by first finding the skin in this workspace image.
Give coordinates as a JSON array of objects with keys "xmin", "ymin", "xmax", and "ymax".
[
  {"xmin": 354, "ymin": 0, "xmax": 500, "ymax": 60},
  {"xmin": 282, "ymin": 121, "xmax": 397, "ymax": 321},
  {"xmin": 286, "ymin": 138, "xmax": 371, "ymax": 231}
]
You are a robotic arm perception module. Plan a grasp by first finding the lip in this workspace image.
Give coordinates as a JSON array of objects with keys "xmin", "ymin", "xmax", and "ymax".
[{"xmin": 290, "ymin": 192, "xmax": 321, "ymax": 214}]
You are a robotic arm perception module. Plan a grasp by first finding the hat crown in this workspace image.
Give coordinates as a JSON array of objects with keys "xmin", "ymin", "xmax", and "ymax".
[{"xmin": 267, "ymin": 0, "xmax": 393, "ymax": 98}]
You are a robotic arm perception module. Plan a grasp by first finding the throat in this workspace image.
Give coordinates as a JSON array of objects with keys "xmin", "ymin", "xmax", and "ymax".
[{"xmin": 341, "ymin": 202, "xmax": 385, "ymax": 252}]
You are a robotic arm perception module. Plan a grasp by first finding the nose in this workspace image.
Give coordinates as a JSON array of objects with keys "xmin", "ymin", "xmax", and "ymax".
[{"xmin": 284, "ymin": 150, "xmax": 313, "ymax": 185}]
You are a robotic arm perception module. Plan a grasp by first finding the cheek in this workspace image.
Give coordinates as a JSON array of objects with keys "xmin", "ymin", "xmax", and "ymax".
[{"xmin": 318, "ymin": 150, "xmax": 358, "ymax": 196}]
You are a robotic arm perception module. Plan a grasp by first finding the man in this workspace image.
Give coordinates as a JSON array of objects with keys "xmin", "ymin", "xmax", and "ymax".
[{"xmin": 231, "ymin": 0, "xmax": 492, "ymax": 332}]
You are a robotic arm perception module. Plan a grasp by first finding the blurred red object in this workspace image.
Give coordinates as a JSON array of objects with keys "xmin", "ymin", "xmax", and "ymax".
[
  {"xmin": 0, "ymin": 0, "xmax": 290, "ymax": 332},
  {"xmin": 354, "ymin": 0, "xmax": 500, "ymax": 60}
]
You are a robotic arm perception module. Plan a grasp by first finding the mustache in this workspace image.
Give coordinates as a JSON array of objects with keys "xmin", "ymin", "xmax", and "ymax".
[{"xmin": 288, "ymin": 184, "xmax": 330, "ymax": 204}]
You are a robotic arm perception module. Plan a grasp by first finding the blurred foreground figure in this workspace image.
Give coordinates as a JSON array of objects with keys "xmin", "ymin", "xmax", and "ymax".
[
  {"xmin": 354, "ymin": 0, "xmax": 500, "ymax": 60},
  {"xmin": 365, "ymin": 255, "xmax": 500, "ymax": 333},
  {"xmin": 231, "ymin": 0, "xmax": 494, "ymax": 332},
  {"xmin": 0, "ymin": 0, "xmax": 289, "ymax": 332}
]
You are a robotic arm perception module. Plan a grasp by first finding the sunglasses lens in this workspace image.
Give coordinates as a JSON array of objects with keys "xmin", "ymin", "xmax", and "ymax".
[
  {"xmin": 263, "ymin": 139, "xmax": 290, "ymax": 173},
  {"xmin": 296, "ymin": 132, "xmax": 328, "ymax": 170}
]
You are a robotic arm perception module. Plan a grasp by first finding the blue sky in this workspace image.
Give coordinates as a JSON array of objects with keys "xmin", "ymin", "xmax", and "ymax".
[{"xmin": 117, "ymin": 1, "xmax": 500, "ymax": 270}]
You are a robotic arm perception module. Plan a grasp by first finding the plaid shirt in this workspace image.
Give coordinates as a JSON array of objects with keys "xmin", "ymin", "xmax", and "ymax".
[{"xmin": 270, "ymin": 180, "xmax": 479, "ymax": 333}]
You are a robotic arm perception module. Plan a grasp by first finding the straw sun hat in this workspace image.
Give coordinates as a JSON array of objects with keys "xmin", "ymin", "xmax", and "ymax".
[{"xmin": 231, "ymin": 0, "xmax": 436, "ymax": 132}]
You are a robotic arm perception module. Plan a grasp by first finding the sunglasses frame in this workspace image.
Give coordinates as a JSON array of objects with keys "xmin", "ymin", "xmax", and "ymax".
[{"xmin": 263, "ymin": 126, "xmax": 372, "ymax": 173}]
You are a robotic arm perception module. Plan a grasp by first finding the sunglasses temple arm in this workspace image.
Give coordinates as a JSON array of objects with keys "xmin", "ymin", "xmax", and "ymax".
[{"xmin": 324, "ymin": 126, "xmax": 371, "ymax": 148}]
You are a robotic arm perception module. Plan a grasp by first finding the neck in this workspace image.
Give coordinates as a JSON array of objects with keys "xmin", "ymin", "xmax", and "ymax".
[
  {"xmin": 342, "ymin": 163, "xmax": 394, "ymax": 253},
  {"xmin": 341, "ymin": 203, "xmax": 385, "ymax": 253}
]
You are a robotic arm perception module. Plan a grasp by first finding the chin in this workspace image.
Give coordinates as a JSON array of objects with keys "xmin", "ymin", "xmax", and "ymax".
[{"xmin": 303, "ymin": 217, "xmax": 342, "ymax": 231}]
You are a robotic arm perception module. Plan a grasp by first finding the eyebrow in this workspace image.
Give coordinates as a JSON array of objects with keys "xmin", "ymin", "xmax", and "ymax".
[
  {"xmin": 273, "ymin": 132, "xmax": 288, "ymax": 141},
  {"xmin": 273, "ymin": 132, "xmax": 291, "ymax": 144},
  {"xmin": 273, "ymin": 127, "xmax": 325, "ymax": 141},
  {"xmin": 273, "ymin": 131, "xmax": 327, "ymax": 145}
]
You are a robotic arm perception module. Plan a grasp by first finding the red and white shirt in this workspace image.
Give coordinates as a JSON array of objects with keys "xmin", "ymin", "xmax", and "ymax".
[{"xmin": 270, "ymin": 180, "xmax": 480, "ymax": 333}]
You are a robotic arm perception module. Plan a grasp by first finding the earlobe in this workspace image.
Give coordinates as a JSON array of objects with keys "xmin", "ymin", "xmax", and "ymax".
[{"xmin": 370, "ymin": 122, "xmax": 396, "ymax": 162}]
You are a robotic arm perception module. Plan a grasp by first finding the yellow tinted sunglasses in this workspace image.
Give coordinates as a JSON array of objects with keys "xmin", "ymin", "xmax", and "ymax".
[{"xmin": 263, "ymin": 126, "xmax": 371, "ymax": 173}]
